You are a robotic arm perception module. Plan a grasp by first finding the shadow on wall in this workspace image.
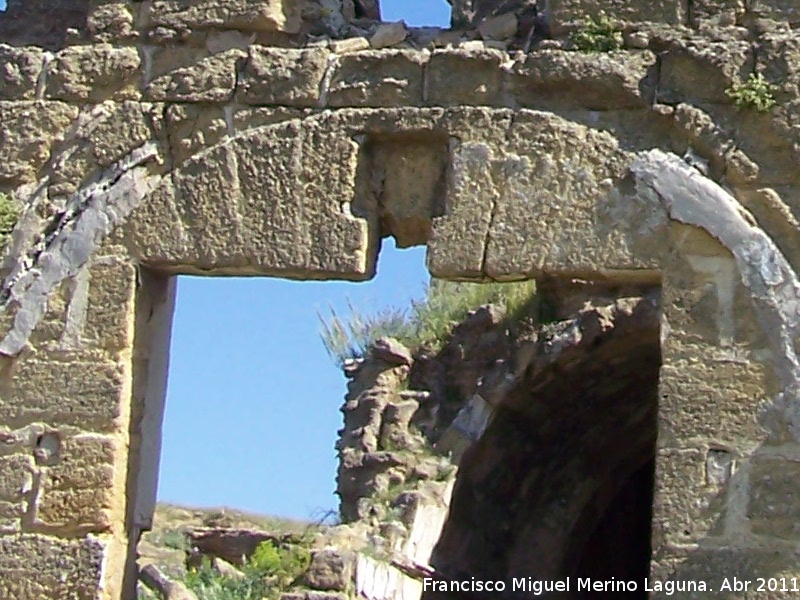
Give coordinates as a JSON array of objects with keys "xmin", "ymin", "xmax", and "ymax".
[
  {"xmin": 426, "ymin": 294, "xmax": 661, "ymax": 597},
  {"xmin": 0, "ymin": 0, "xmax": 89, "ymax": 49}
]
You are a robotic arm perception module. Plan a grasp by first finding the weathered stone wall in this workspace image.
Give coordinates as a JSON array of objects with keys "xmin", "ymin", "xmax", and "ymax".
[{"xmin": 1, "ymin": 0, "xmax": 800, "ymax": 598}]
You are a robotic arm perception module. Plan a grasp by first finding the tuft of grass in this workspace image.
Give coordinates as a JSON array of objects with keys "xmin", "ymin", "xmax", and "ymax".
[
  {"xmin": 318, "ymin": 279, "xmax": 537, "ymax": 366},
  {"xmin": 318, "ymin": 300, "xmax": 413, "ymax": 367},
  {"xmin": 570, "ymin": 11, "xmax": 623, "ymax": 52},
  {"xmin": 725, "ymin": 73, "xmax": 777, "ymax": 112}
]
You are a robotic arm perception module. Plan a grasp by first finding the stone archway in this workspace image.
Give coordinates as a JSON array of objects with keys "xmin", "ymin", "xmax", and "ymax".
[
  {"xmin": 427, "ymin": 297, "xmax": 662, "ymax": 591},
  {"xmin": 0, "ymin": 10, "xmax": 799, "ymax": 592}
]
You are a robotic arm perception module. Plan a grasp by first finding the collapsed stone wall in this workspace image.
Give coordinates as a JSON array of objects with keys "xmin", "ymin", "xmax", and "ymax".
[{"xmin": 1, "ymin": 0, "xmax": 800, "ymax": 598}]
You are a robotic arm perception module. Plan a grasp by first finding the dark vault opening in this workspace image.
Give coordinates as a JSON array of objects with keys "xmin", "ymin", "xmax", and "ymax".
[{"xmin": 425, "ymin": 297, "xmax": 661, "ymax": 599}]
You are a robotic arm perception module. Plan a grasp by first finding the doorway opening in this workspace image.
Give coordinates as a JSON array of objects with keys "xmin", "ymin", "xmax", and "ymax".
[{"xmin": 130, "ymin": 239, "xmax": 429, "ymax": 598}]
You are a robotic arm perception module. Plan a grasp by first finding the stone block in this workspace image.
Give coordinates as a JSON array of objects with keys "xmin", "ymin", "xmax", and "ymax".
[
  {"xmin": 703, "ymin": 104, "xmax": 800, "ymax": 186},
  {"xmin": 758, "ymin": 33, "xmax": 800, "ymax": 93},
  {"xmin": 651, "ymin": 448, "xmax": 727, "ymax": 547},
  {"xmin": 146, "ymin": 49, "xmax": 245, "ymax": 102},
  {"xmin": 0, "ymin": 454, "xmax": 33, "ymax": 501},
  {"xmin": 657, "ymin": 359, "xmax": 769, "ymax": 444},
  {"xmin": 4, "ymin": 357, "xmax": 125, "ymax": 430},
  {"xmin": 652, "ymin": 546, "xmax": 800, "ymax": 599},
  {"xmin": 0, "ymin": 500, "xmax": 24, "ymax": 533},
  {"xmin": 125, "ymin": 117, "xmax": 374, "ymax": 278},
  {"xmin": 45, "ymin": 45, "xmax": 141, "ymax": 102},
  {"xmin": 123, "ymin": 180, "xmax": 195, "ymax": 265},
  {"xmin": 237, "ymin": 47, "xmax": 329, "ymax": 107},
  {"xmin": 33, "ymin": 487, "xmax": 114, "ymax": 532},
  {"xmin": 365, "ymin": 133, "xmax": 448, "ymax": 247},
  {"xmin": 0, "ymin": 535, "xmax": 106, "ymax": 599},
  {"xmin": 87, "ymin": 2, "xmax": 137, "ymax": 42},
  {"xmin": 83, "ymin": 259, "xmax": 137, "ymax": 352},
  {"xmin": 546, "ymin": 0, "xmax": 687, "ymax": 34},
  {"xmin": 510, "ymin": 49, "xmax": 657, "ymax": 109},
  {"xmin": 370, "ymin": 22, "xmax": 408, "ymax": 48},
  {"xmin": 148, "ymin": 0, "xmax": 302, "ymax": 33},
  {"xmin": 41, "ymin": 435, "xmax": 115, "ymax": 492},
  {"xmin": 426, "ymin": 48, "xmax": 506, "ymax": 107},
  {"xmin": 0, "ymin": 101, "xmax": 78, "ymax": 184},
  {"xmin": 748, "ymin": 454, "xmax": 800, "ymax": 540},
  {"xmin": 0, "ymin": 45, "xmax": 44, "ymax": 100},
  {"xmin": 328, "ymin": 50, "xmax": 426, "ymax": 107},
  {"xmin": 482, "ymin": 111, "xmax": 658, "ymax": 277},
  {"xmin": 658, "ymin": 41, "xmax": 752, "ymax": 104},
  {"xmin": 48, "ymin": 101, "xmax": 156, "ymax": 196},
  {"xmin": 31, "ymin": 435, "xmax": 116, "ymax": 531},
  {"xmin": 689, "ymin": 0, "xmax": 745, "ymax": 27},
  {"xmin": 165, "ymin": 104, "xmax": 228, "ymax": 165},
  {"xmin": 304, "ymin": 549, "xmax": 354, "ymax": 591},
  {"xmin": 427, "ymin": 141, "xmax": 496, "ymax": 278}
]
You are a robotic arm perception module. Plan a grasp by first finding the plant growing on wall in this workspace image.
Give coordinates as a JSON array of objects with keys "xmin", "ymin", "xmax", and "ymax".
[
  {"xmin": 0, "ymin": 193, "xmax": 19, "ymax": 250},
  {"xmin": 318, "ymin": 279, "xmax": 537, "ymax": 365},
  {"xmin": 725, "ymin": 73, "xmax": 777, "ymax": 112},
  {"xmin": 570, "ymin": 11, "xmax": 623, "ymax": 52}
]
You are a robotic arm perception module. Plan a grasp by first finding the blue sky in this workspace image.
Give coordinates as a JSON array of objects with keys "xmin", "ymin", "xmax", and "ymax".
[{"xmin": 163, "ymin": 241, "xmax": 429, "ymax": 519}]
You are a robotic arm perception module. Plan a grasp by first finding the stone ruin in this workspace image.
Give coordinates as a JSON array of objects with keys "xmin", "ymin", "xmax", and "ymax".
[{"xmin": 1, "ymin": 0, "xmax": 800, "ymax": 597}]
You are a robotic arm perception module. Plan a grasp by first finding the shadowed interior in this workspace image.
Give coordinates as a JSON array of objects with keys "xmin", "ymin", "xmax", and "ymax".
[{"xmin": 426, "ymin": 300, "xmax": 661, "ymax": 598}]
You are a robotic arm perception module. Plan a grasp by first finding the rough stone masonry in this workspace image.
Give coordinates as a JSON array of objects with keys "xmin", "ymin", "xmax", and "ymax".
[{"xmin": 1, "ymin": 0, "xmax": 800, "ymax": 597}]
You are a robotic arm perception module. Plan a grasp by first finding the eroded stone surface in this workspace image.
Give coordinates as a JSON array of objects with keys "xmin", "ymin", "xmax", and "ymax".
[{"xmin": 147, "ymin": 0, "xmax": 303, "ymax": 34}]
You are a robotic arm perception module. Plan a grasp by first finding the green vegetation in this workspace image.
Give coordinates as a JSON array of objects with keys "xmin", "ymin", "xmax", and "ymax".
[
  {"xmin": 137, "ymin": 504, "xmax": 322, "ymax": 600},
  {"xmin": 570, "ymin": 11, "xmax": 623, "ymax": 52},
  {"xmin": 725, "ymin": 73, "xmax": 777, "ymax": 112},
  {"xmin": 138, "ymin": 540, "xmax": 312, "ymax": 600},
  {"xmin": 249, "ymin": 539, "xmax": 311, "ymax": 588},
  {"xmin": 184, "ymin": 559, "xmax": 272, "ymax": 600},
  {"xmin": 184, "ymin": 540, "xmax": 310, "ymax": 600},
  {"xmin": 319, "ymin": 279, "xmax": 537, "ymax": 366},
  {"xmin": 0, "ymin": 193, "xmax": 19, "ymax": 249},
  {"xmin": 149, "ymin": 527, "xmax": 190, "ymax": 551}
]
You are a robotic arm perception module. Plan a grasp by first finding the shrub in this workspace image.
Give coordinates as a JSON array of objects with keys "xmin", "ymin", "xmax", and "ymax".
[
  {"xmin": 570, "ymin": 11, "xmax": 623, "ymax": 52},
  {"xmin": 182, "ymin": 539, "xmax": 312, "ymax": 600},
  {"xmin": 185, "ymin": 559, "xmax": 270, "ymax": 600},
  {"xmin": 249, "ymin": 540, "xmax": 311, "ymax": 587},
  {"xmin": 725, "ymin": 73, "xmax": 777, "ymax": 112}
]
